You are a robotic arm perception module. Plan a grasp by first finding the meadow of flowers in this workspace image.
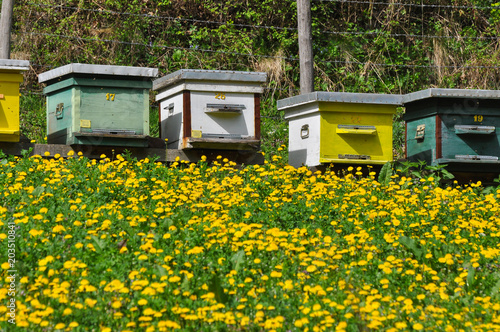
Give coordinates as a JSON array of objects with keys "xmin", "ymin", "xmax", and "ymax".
[{"xmin": 1, "ymin": 151, "xmax": 500, "ymax": 331}]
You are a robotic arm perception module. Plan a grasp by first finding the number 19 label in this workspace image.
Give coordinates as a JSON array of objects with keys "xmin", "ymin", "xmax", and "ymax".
[{"xmin": 474, "ymin": 115, "xmax": 483, "ymax": 122}]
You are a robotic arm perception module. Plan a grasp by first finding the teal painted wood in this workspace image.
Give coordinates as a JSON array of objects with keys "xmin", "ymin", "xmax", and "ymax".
[
  {"xmin": 440, "ymin": 113, "xmax": 500, "ymax": 160},
  {"xmin": 404, "ymin": 93, "xmax": 500, "ymax": 171},
  {"xmin": 79, "ymin": 86, "xmax": 149, "ymax": 134},
  {"xmin": 46, "ymin": 86, "xmax": 73, "ymax": 144},
  {"xmin": 405, "ymin": 116, "xmax": 437, "ymax": 165},
  {"xmin": 402, "ymin": 99, "xmax": 439, "ymax": 122},
  {"xmin": 45, "ymin": 77, "xmax": 151, "ymax": 147}
]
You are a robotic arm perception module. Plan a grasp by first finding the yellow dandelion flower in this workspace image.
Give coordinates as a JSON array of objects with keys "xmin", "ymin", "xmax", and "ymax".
[
  {"xmin": 413, "ymin": 323, "xmax": 424, "ymax": 330},
  {"xmin": 143, "ymin": 308, "xmax": 156, "ymax": 315},
  {"xmin": 168, "ymin": 276, "xmax": 181, "ymax": 283},
  {"xmin": 306, "ymin": 265, "xmax": 317, "ymax": 273},
  {"xmin": 85, "ymin": 298, "xmax": 97, "ymax": 308}
]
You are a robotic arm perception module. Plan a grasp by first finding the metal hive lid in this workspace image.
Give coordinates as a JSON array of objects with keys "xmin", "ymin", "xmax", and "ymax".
[
  {"xmin": 38, "ymin": 63, "xmax": 159, "ymax": 83},
  {"xmin": 153, "ymin": 69, "xmax": 268, "ymax": 91},
  {"xmin": 0, "ymin": 59, "xmax": 30, "ymax": 71},
  {"xmin": 277, "ymin": 91, "xmax": 403, "ymax": 110},
  {"xmin": 403, "ymin": 88, "xmax": 500, "ymax": 104}
]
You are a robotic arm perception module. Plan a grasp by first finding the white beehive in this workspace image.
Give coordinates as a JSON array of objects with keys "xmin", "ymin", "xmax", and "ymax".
[{"xmin": 153, "ymin": 69, "xmax": 267, "ymax": 150}]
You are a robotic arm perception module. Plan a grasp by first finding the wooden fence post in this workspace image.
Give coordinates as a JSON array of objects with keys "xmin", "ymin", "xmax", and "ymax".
[
  {"xmin": 297, "ymin": 0, "xmax": 314, "ymax": 94},
  {"xmin": 0, "ymin": 0, "xmax": 15, "ymax": 59}
]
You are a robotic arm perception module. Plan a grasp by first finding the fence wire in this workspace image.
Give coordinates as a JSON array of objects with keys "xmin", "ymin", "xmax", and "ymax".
[
  {"xmin": 24, "ymin": 32, "xmax": 500, "ymax": 71},
  {"xmin": 24, "ymin": 1, "xmax": 500, "ymax": 40}
]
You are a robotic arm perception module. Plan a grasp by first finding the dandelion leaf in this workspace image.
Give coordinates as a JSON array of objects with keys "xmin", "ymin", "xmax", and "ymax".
[
  {"xmin": 32, "ymin": 186, "xmax": 45, "ymax": 197},
  {"xmin": 91, "ymin": 235, "xmax": 106, "ymax": 254},
  {"xmin": 398, "ymin": 236, "xmax": 423, "ymax": 260},
  {"xmin": 378, "ymin": 162, "xmax": 393, "ymax": 186},
  {"xmin": 230, "ymin": 250, "xmax": 245, "ymax": 273},
  {"xmin": 209, "ymin": 274, "xmax": 228, "ymax": 304}
]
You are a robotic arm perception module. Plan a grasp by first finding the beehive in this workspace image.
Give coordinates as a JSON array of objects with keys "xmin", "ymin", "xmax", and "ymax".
[
  {"xmin": 39, "ymin": 63, "xmax": 158, "ymax": 147},
  {"xmin": 153, "ymin": 69, "xmax": 267, "ymax": 150},
  {"xmin": 0, "ymin": 59, "xmax": 30, "ymax": 142},
  {"xmin": 278, "ymin": 92, "xmax": 402, "ymax": 168},
  {"xmin": 403, "ymin": 88, "xmax": 500, "ymax": 172}
]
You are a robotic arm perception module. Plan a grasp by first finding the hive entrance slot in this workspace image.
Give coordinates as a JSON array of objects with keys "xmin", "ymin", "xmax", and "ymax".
[
  {"xmin": 454, "ymin": 125, "xmax": 495, "ymax": 135},
  {"xmin": 338, "ymin": 154, "xmax": 371, "ymax": 160},
  {"xmin": 336, "ymin": 125, "xmax": 376, "ymax": 135},
  {"xmin": 92, "ymin": 129, "xmax": 137, "ymax": 135},
  {"xmin": 201, "ymin": 133, "xmax": 243, "ymax": 139},
  {"xmin": 455, "ymin": 154, "xmax": 499, "ymax": 161},
  {"xmin": 205, "ymin": 103, "xmax": 245, "ymax": 113}
]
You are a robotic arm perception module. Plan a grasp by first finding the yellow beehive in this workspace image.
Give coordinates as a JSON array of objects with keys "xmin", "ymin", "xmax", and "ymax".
[
  {"xmin": 278, "ymin": 92, "xmax": 402, "ymax": 167},
  {"xmin": 0, "ymin": 60, "xmax": 29, "ymax": 142}
]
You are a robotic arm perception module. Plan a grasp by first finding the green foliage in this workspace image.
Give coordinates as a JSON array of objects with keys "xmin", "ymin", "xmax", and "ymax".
[
  {"xmin": 378, "ymin": 162, "xmax": 393, "ymax": 187},
  {"xmin": 392, "ymin": 107, "xmax": 406, "ymax": 160},
  {"xmin": 19, "ymin": 93, "xmax": 46, "ymax": 143},
  {"xmin": 378, "ymin": 160, "xmax": 455, "ymax": 187},
  {"xmin": 398, "ymin": 235, "xmax": 423, "ymax": 260},
  {"xmin": 149, "ymin": 106, "xmax": 159, "ymax": 138}
]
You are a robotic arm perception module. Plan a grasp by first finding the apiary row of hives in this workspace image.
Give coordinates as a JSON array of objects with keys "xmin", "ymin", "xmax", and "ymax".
[
  {"xmin": 1, "ymin": 60, "xmax": 500, "ymax": 174},
  {"xmin": 37, "ymin": 64, "xmax": 267, "ymax": 151},
  {"xmin": 278, "ymin": 89, "xmax": 500, "ymax": 174},
  {"xmin": 0, "ymin": 61, "xmax": 265, "ymax": 152}
]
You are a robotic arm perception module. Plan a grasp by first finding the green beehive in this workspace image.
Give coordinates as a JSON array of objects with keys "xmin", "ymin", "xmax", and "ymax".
[
  {"xmin": 403, "ymin": 88, "xmax": 500, "ymax": 172},
  {"xmin": 39, "ymin": 63, "xmax": 158, "ymax": 147}
]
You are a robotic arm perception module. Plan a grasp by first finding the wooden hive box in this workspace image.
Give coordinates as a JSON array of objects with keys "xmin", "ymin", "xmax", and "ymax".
[
  {"xmin": 403, "ymin": 88, "xmax": 500, "ymax": 172},
  {"xmin": 153, "ymin": 69, "xmax": 267, "ymax": 150},
  {"xmin": 0, "ymin": 59, "xmax": 29, "ymax": 142},
  {"xmin": 278, "ymin": 92, "xmax": 402, "ymax": 168},
  {"xmin": 39, "ymin": 63, "xmax": 158, "ymax": 147}
]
